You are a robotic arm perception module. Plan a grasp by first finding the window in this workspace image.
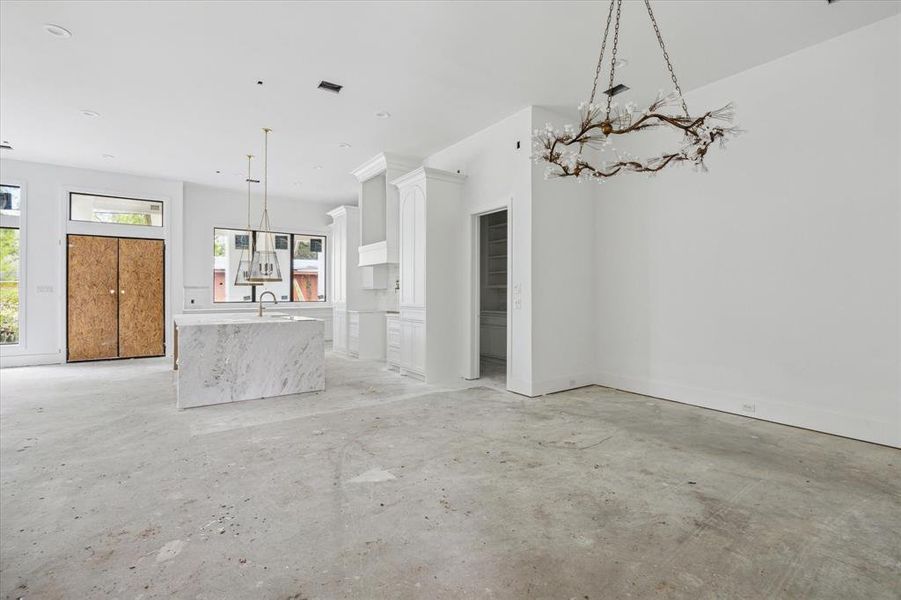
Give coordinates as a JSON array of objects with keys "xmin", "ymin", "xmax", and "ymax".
[
  {"xmin": 1, "ymin": 184, "xmax": 21, "ymax": 217},
  {"xmin": 212, "ymin": 228, "xmax": 326, "ymax": 303},
  {"xmin": 70, "ymin": 193, "xmax": 163, "ymax": 227},
  {"xmin": 213, "ymin": 228, "xmax": 254, "ymax": 303},
  {"xmin": 0, "ymin": 184, "xmax": 22, "ymax": 344},
  {"xmin": 292, "ymin": 234, "xmax": 326, "ymax": 302}
]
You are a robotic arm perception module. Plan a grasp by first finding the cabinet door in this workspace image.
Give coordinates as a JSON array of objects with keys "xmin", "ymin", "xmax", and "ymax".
[
  {"xmin": 399, "ymin": 185, "xmax": 426, "ymax": 308},
  {"xmin": 330, "ymin": 218, "xmax": 345, "ymax": 303},
  {"xmin": 410, "ymin": 320, "xmax": 426, "ymax": 374},
  {"xmin": 67, "ymin": 235, "xmax": 119, "ymax": 361},
  {"xmin": 399, "ymin": 319, "xmax": 414, "ymax": 370},
  {"xmin": 118, "ymin": 238, "xmax": 165, "ymax": 358},
  {"xmin": 399, "ymin": 189, "xmax": 415, "ymax": 307},
  {"xmin": 412, "ymin": 187, "xmax": 426, "ymax": 307},
  {"xmin": 333, "ymin": 310, "xmax": 347, "ymax": 352}
]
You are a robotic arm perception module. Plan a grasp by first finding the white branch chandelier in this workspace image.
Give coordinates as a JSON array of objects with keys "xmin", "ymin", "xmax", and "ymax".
[{"xmin": 532, "ymin": 0, "xmax": 740, "ymax": 182}]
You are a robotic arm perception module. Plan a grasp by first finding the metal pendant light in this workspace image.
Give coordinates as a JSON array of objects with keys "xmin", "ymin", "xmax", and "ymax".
[
  {"xmin": 248, "ymin": 127, "xmax": 282, "ymax": 283},
  {"xmin": 233, "ymin": 153, "xmax": 255, "ymax": 286}
]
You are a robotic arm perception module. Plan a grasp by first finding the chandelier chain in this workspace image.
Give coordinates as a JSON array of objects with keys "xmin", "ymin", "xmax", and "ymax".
[
  {"xmin": 604, "ymin": 0, "xmax": 623, "ymax": 120},
  {"xmin": 587, "ymin": 0, "xmax": 616, "ymax": 106},
  {"xmin": 643, "ymin": 0, "xmax": 689, "ymax": 117}
]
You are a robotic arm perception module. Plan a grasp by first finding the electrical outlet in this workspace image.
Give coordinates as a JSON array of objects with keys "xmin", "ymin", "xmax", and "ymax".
[{"xmin": 741, "ymin": 403, "xmax": 756, "ymax": 414}]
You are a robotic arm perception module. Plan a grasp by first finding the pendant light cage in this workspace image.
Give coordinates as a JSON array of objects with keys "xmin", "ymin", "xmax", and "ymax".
[
  {"xmin": 532, "ymin": 0, "xmax": 740, "ymax": 181},
  {"xmin": 248, "ymin": 128, "xmax": 283, "ymax": 283},
  {"xmin": 234, "ymin": 153, "xmax": 255, "ymax": 287}
]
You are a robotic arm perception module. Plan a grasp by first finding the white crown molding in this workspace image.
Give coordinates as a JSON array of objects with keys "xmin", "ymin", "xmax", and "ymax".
[
  {"xmin": 326, "ymin": 204, "xmax": 359, "ymax": 219},
  {"xmin": 389, "ymin": 166, "xmax": 467, "ymax": 188},
  {"xmin": 351, "ymin": 152, "xmax": 421, "ymax": 182}
]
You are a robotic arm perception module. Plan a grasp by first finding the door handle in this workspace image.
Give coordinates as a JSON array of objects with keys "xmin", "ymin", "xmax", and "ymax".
[
  {"xmin": 109, "ymin": 289, "xmax": 116, "ymax": 295},
  {"xmin": 120, "ymin": 290, "xmax": 125, "ymax": 294}
]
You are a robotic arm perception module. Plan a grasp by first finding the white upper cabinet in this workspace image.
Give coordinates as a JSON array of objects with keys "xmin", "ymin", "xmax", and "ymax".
[{"xmin": 351, "ymin": 153, "xmax": 420, "ymax": 267}]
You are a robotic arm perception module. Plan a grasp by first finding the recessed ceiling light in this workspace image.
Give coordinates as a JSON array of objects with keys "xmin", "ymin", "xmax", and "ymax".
[
  {"xmin": 81, "ymin": 110, "xmax": 100, "ymax": 118},
  {"xmin": 313, "ymin": 165, "xmax": 323, "ymax": 170},
  {"xmin": 102, "ymin": 153, "xmax": 115, "ymax": 159},
  {"xmin": 292, "ymin": 181, "xmax": 302, "ymax": 186},
  {"xmin": 338, "ymin": 143, "xmax": 351, "ymax": 149},
  {"xmin": 375, "ymin": 111, "xmax": 391, "ymax": 119},
  {"xmin": 613, "ymin": 58, "xmax": 629, "ymax": 69},
  {"xmin": 44, "ymin": 24, "xmax": 72, "ymax": 38}
]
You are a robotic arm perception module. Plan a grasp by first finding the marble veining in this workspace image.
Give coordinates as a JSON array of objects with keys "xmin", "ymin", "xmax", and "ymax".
[{"xmin": 175, "ymin": 314, "xmax": 325, "ymax": 409}]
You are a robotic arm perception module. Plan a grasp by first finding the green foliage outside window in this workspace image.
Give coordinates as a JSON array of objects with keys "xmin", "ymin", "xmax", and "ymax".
[{"xmin": 0, "ymin": 227, "xmax": 20, "ymax": 344}]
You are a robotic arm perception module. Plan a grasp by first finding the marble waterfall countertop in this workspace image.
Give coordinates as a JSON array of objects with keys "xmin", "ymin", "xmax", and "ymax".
[{"xmin": 174, "ymin": 312, "xmax": 325, "ymax": 409}]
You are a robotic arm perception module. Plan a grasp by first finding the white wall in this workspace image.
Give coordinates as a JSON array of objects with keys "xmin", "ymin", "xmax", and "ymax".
[
  {"xmin": 593, "ymin": 16, "xmax": 900, "ymax": 447},
  {"xmin": 425, "ymin": 107, "xmax": 535, "ymax": 394},
  {"xmin": 181, "ymin": 182, "xmax": 338, "ymax": 309},
  {"xmin": 530, "ymin": 107, "xmax": 597, "ymax": 395},
  {"xmin": 0, "ymin": 158, "xmax": 184, "ymax": 367},
  {"xmin": 424, "ymin": 106, "xmax": 598, "ymax": 396}
]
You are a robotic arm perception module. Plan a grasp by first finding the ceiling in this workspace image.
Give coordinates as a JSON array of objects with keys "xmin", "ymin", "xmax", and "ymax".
[{"xmin": 1, "ymin": 1, "xmax": 897, "ymax": 202}]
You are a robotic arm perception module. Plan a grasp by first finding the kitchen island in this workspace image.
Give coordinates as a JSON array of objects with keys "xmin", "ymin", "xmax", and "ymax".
[{"xmin": 173, "ymin": 313, "xmax": 325, "ymax": 409}]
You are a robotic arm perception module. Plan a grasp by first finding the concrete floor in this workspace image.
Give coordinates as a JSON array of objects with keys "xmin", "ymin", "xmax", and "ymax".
[{"xmin": 1, "ymin": 352, "xmax": 899, "ymax": 600}]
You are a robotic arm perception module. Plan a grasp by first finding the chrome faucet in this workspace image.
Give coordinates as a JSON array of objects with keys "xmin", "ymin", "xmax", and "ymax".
[{"xmin": 258, "ymin": 291, "xmax": 278, "ymax": 317}]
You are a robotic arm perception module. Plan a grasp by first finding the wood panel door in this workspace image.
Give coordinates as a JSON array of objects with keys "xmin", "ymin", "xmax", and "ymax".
[
  {"xmin": 118, "ymin": 238, "xmax": 164, "ymax": 358},
  {"xmin": 67, "ymin": 235, "xmax": 119, "ymax": 361}
]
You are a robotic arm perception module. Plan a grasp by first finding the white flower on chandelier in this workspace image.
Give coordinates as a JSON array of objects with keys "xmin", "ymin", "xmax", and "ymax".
[{"xmin": 533, "ymin": 0, "xmax": 741, "ymax": 181}]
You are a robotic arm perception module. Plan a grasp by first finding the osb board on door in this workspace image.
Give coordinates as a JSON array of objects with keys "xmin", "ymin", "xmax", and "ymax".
[
  {"xmin": 67, "ymin": 235, "xmax": 119, "ymax": 361},
  {"xmin": 118, "ymin": 238, "xmax": 164, "ymax": 358}
]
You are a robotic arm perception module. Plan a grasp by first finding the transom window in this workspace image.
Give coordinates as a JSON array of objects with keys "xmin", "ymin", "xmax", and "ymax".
[{"xmin": 70, "ymin": 193, "xmax": 163, "ymax": 227}]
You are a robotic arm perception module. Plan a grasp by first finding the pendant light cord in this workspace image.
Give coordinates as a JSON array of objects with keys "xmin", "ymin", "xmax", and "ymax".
[
  {"xmin": 245, "ymin": 154, "xmax": 253, "ymax": 231},
  {"xmin": 259, "ymin": 128, "xmax": 272, "ymax": 233},
  {"xmin": 263, "ymin": 128, "xmax": 269, "ymax": 215}
]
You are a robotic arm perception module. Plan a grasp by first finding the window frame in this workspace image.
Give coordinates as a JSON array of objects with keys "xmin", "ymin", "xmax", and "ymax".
[
  {"xmin": 69, "ymin": 192, "xmax": 164, "ymax": 227},
  {"xmin": 211, "ymin": 227, "xmax": 327, "ymax": 304},
  {"xmin": 0, "ymin": 182, "xmax": 25, "ymax": 348}
]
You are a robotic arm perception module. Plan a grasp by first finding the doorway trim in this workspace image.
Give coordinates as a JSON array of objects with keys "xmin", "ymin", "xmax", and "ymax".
[{"xmin": 464, "ymin": 199, "xmax": 512, "ymax": 386}]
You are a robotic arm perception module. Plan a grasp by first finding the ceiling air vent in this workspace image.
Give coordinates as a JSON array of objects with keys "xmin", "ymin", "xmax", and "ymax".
[
  {"xmin": 604, "ymin": 83, "xmax": 630, "ymax": 97},
  {"xmin": 317, "ymin": 80, "xmax": 343, "ymax": 94}
]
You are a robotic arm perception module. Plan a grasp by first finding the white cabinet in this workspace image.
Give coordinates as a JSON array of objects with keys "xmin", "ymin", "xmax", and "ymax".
[
  {"xmin": 347, "ymin": 311, "xmax": 386, "ymax": 360},
  {"xmin": 352, "ymin": 153, "xmax": 420, "ymax": 267},
  {"xmin": 333, "ymin": 309, "xmax": 348, "ymax": 353},
  {"xmin": 480, "ymin": 311, "xmax": 506, "ymax": 361},
  {"xmin": 328, "ymin": 205, "xmax": 384, "ymax": 355},
  {"xmin": 386, "ymin": 314, "xmax": 400, "ymax": 370},
  {"xmin": 391, "ymin": 167, "xmax": 465, "ymax": 383}
]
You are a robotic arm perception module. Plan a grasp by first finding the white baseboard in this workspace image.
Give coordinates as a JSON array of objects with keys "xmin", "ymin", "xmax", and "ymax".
[
  {"xmin": 528, "ymin": 372, "xmax": 597, "ymax": 397},
  {"xmin": 594, "ymin": 370, "xmax": 899, "ymax": 448},
  {"xmin": 0, "ymin": 352, "xmax": 64, "ymax": 368}
]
